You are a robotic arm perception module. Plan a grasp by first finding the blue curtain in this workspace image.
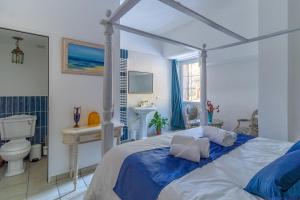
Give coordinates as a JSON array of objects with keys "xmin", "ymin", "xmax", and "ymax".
[{"xmin": 171, "ymin": 60, "xmax": 185, "ymax": 130}]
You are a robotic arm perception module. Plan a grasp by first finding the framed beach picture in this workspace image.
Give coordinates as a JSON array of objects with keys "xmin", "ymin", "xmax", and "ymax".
[{"xmin": 62, "ymin": 38, "xmax": 105, "ymax": 76}]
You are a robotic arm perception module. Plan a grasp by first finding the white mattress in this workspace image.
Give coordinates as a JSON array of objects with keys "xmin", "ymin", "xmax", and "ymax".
[{"xmin": 84, "ymin": 127, "xmax": 292, "ymax": 200}]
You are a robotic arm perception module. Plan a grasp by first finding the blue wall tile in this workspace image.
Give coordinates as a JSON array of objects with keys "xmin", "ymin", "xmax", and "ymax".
[
  {"xmin": 30, "ymin": 96, "xmax": 36, "ymax": 112},
  {"xmin": 6, "ymin": 97, "xmax": 12, "ymax": 114},
  {"xmin": 0, "ymin": 97, "xmax": 6, "ymax": 114},
  {"xmin": 36, "ymin": 112, "xmax": 41, "ymax": 127},
  {"xmin": 120, "ymin": 49, "xmax": 129, "ymax": 59},
  {"xmin": 25, "ymin": 97, "xmax": 31, "ymax": 113},
  {"xmin": 19, "ymin": 96, "xmax": 25, "ymax": 113},
  {"xmin": 0, "ymin": 96, "xmax": 48, "ymax": 146},
  {"xmin": 45, "ymin": 97, "xmax": 48, "ymax": 111},
  {"xmin": 36, "ymin": 96, "xmax": 41, "ymax": 111},
  {"xmin": 41, "ymin": 112, "xmax": 46, "ymax": 126},
  {"xmin": 41, "ymin": 127, "xmax": 47, "ymax": 143},
  {"xmin": 41, "ymin": 96, "xmax": 46, "ymax": 112},
  {"xmin": 45, "ymin": 112, "xmax": 48, "ymax": 126},
  {"xmin": 13, "ymin": 97, "xmax": 19, "ymax": 113}
]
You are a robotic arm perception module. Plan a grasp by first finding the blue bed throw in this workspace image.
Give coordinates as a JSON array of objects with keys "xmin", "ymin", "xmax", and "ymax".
[{"xmin": 113, "ymin": 134, "xmax": 254, "ymax": 200}]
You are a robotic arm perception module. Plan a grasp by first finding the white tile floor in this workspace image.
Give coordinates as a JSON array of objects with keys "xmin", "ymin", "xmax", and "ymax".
[{"xmin": 0, "ymin": 158, "xmax": 93, "ymax": 200}]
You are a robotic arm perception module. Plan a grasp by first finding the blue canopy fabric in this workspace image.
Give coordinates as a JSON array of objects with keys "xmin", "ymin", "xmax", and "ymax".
[{"xmin": 170, "ymin": 60, "xmax": 185, "ymax": 130}]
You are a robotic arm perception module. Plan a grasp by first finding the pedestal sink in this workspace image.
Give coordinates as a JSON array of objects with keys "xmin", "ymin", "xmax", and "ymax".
[{"xmin": 133, "ymin": 106, "xmax": 156, "ymax": 139}]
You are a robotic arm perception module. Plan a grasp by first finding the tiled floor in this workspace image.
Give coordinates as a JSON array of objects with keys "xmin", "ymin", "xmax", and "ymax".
[{"xmin": 0, "ymin": 158, "xmax": 93, "ymax": 200}]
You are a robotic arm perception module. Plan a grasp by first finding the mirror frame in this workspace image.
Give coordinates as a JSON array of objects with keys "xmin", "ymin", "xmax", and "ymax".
[
  {"xmin": 128, "ymin": 70, "xmax": 153, "ymax": 94},
  {"xmin": 0, "ymin": 26, "xmax": 50, "ymax": 181}
]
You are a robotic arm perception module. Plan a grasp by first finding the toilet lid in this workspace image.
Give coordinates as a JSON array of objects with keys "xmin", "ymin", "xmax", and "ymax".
[{"xmin": 1, "ymin": 140, "xmax": 31, "ymax": 152}]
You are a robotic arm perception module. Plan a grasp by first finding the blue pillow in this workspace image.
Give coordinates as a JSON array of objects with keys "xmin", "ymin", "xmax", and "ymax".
[
  {"xmin": 244, "ymin": 150, "xmax": 300, "ymax": 200},
  {"xmin": 286, "ymin": 140, "xmax": 300, "ymax": 154},
  {"xmin": 284, "ymin": 180, "xmax": 300, "ymax": 200}
]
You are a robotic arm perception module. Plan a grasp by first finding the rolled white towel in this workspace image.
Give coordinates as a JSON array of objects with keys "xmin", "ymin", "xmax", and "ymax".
[
  {"xmin": 202, "ymin": 126, "xmax": 219, "ymax": 136},
  {"xmin": 226, "ymin": 131, "xmax": 237, "ymax": 141},
  {"xmin": 169, "ymin": 143, "xmax": 201, "ymax": 162},
  {"xmin": 171, "ymin": 135, "xmax": 210, "ymax": 159},
  {"xmin": 202, "ymin": 126, "xmax": 236, "ymax": 147}
]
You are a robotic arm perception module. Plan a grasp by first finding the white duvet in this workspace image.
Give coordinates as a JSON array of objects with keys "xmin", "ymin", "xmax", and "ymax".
[{"xmin": 84, "ymin": 127, "xmax": 292, "ymax": 200}]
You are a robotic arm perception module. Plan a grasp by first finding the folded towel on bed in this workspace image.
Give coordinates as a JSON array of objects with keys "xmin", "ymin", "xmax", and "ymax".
[
  {"xmin": 198, "ymin": 137, "xmax": 210, "ymax": 158},
  {"xmin": 170, "ymin": 135, "xmax": 210, "ymax": 161},
  {"xmin": 171, "ymin": 135, "xmax": 195, "ymax": 146},
  {"xmin": 202, "ymin": 126, "xmax": 237, "ymax": 147},
  {"xmin": 169, "ymin": 143, "xmax": 201, "ymax": 162}
]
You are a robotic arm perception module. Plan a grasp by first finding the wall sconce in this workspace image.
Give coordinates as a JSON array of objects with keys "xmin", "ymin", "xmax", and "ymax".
[{"xmin": 11, "ymin": 36, "xmax": 24, "ymax": 64}]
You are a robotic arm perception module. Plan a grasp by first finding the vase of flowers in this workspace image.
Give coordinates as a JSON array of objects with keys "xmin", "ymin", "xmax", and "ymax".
[
  {"xmin": 148, "ymin": 112, "xmax": 168, "ymax": 135},
  {"xmin": 207, "ymin": 101, "xmax": 220, "ymax": 123}
]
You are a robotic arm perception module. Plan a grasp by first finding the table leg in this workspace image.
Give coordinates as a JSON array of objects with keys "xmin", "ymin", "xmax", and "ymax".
[
  {"xmin": 69, "ymin": 145, "xmax": 74, "ymax": 178},
  {"xmin": 72, "ymin": 143, "xmax": 79, "ymax": 190}
]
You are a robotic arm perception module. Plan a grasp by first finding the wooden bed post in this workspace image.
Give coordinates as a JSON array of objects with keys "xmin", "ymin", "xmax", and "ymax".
[
  {"xmin": 200, "ymin": 44, "xmax": 208, "ymax": 126},
  {"xmin": 101, "ymin": 10, "xmax": 114, "ymax": 154}
]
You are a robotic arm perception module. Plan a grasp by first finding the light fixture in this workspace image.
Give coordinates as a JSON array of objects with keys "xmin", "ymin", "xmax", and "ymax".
[{"xmin": 11, "ymin": 36, "xmax": 24, "ymax": 64}]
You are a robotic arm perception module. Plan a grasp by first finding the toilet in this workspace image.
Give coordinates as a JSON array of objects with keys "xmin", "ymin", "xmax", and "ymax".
[{"xmin": 0, "ymin": 115, "xmax": 36, "ymax": 176}]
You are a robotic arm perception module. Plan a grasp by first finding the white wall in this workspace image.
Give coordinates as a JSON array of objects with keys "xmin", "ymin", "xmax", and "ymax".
[
  {"xmin": 258, "ymin": 0, "xmax": 289, "ymax": 141},
  {"xmin": 0, "ymin": 42, "xmax": 48, "ymax": 96},
  {"xmin": 258, "ymin": 0, "xmax": 300, "ymax": 142},
  {"xmin": 127, "ymin": 50, "xmax": 171, "ymax": 136},
  {"xmin": 0, "ymin": 0, "xmax": 120, "ymax": 178},
  {"xmin": 207, "ymin": 58, "xmax": 258, "ymax": 131},
  {"xmin": 121, "ymin": 31, "xmax": 163, "ymax": 56},
  {"xmin": 288, "ymin": 0, "xmax": 300, "ymax": 141}
]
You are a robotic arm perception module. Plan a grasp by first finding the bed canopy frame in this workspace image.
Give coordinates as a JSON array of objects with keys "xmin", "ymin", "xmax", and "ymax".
[{"xmin": 100, "ymin": 0, "xmax": 300, "ymax": 154}]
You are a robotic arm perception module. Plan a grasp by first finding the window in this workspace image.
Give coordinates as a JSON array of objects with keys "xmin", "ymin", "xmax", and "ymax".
[{"xmin": 181, "ymin": 61, "xmax": 200, "ymax": 102}]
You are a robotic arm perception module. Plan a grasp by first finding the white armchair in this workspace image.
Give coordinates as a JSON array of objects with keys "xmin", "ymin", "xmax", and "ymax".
[
  {"xmin": 234, "ymin": 110, "xmax": 258, "ymax": 136},
  {"xmin": 183, "ymin": 104, "xmax": 201, "ymax": 129}
]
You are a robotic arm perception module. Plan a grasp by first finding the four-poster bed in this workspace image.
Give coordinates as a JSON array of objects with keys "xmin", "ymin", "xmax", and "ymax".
[
  {"xmin": 100, "ymin": 0, "xmax": 300, "ymax": 155},
  {"xmin": 85, "ymin": 0, "xmax": 300, "ymax": 199}
]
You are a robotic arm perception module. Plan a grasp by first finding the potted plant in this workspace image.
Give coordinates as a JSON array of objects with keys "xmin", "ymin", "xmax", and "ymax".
[
  {"xmin": 148, "ymin": 112, "xmax": 168, "ymax": 135},
  {"xmin": 207, "ymin": 101, "xmax": 220, "ymax": 123}
]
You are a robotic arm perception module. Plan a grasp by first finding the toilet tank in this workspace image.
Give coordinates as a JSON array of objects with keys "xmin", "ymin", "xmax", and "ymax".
[{"xmin": 0, "ymin": 115, "xmax": 37, "ymax": 140}]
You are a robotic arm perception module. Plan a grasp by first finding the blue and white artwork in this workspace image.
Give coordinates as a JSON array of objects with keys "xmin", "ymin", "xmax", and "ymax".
[{"xmin": 63, "ymin": 38, "xmax": 105, "ymax": 75}]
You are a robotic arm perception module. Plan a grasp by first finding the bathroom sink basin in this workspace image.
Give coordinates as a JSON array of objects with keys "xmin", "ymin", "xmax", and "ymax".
[
  {"xmin": 133, "ymin": 106, "xmax": 156, "ymax": 114},
  {"xmin": 133, "ymin": 106, "xmax": 156, "ymax": 139}
]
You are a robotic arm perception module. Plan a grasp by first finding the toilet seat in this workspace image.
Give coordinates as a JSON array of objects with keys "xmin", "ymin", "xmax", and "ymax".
[{"xmin": 1, "ymin": 140, "xmax": 31, "ymax": 152}]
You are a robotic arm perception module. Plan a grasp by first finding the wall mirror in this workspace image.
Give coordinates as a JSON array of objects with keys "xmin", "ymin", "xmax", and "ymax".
[
  {"xmin": 128, "ymin": 71, "xmax": 153, "ymax": 94},
  {"xmin": 0, "ymin": 27, "xmax": 49, "ymax": 180}
]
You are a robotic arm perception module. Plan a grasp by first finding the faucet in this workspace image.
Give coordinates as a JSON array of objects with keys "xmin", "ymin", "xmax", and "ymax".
[{"xmin": 138, "ymin": 100, "xmax": 150, "ymax": 107}]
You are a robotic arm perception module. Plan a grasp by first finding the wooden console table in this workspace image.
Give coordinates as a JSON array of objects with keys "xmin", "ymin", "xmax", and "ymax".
[{"xmin": 61, "ymin": 122, "xmax": 123, "ymax": 190}]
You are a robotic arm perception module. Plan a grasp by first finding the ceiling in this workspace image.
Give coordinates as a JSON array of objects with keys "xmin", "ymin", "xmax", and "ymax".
[
  {"xmin": 120, "ymin": 0, "xmax": 259, "ymax": 54},
  {"xmin": 0, "ymin": 28, "xmax": 48, "ymax": 48},
  {"xmin": 120, "ymin": 0, "xmax": 250, "ymax": 35},
  {"xmin": 121, "ymin": 0, "xmax": 199, "ymax": 34}
]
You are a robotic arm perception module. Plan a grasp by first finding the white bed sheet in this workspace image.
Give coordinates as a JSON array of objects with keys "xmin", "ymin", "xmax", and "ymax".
[{"xmin": 84, "ymin": 127, "xmax": 292, "ymax": 200}]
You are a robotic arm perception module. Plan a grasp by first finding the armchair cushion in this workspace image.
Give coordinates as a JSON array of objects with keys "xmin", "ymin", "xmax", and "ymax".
[{"xmin": 187, "ymin": 107, "xmax": 198, "ymax": 120}]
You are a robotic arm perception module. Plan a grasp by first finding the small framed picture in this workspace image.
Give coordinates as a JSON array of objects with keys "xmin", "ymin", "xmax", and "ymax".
[{"xmin": 62, "ymin": 38, "xmax": 105, "ymax": 76}]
